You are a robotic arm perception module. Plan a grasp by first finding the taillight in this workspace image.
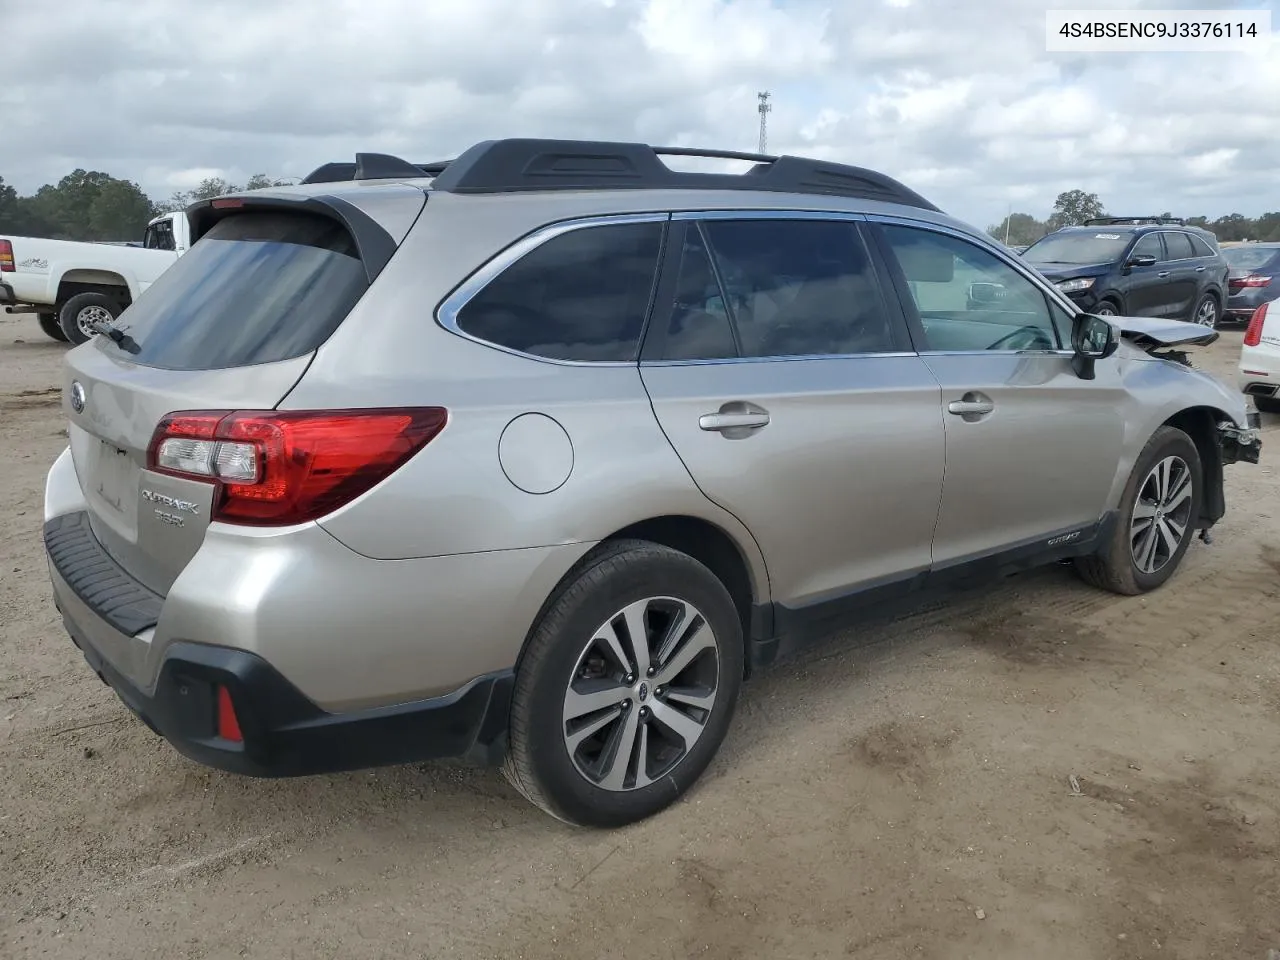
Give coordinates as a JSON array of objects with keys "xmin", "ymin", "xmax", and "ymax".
[
  {"xmin": 146, "ymin": 407, "xmax": 448, "ymax": 526},
  {"xmin": 0, "ymin": 239, "xmax": 14, "ymax": 272},
  {"xmin": 1243, "ymin": 302, "xmax": 1269, "ymax": 347},
  {"xmin": 1229, "ymin": 274, "xmax": 1272, "ymax": 289}
]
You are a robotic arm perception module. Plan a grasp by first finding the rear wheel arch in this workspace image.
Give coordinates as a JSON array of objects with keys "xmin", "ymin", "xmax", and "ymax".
[
  {"xmin": 513, "ymin": 515, "xmax": 766, "ymax": 683},
  {"xmin": 55, "ymin": 272, "xmax": 133, "ymax": 311}
]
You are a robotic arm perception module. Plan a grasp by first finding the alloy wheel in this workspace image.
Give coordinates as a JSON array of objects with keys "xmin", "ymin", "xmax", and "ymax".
[
  {"xmin": 562, "ymin": 596, "xmax": 720, "ymax": 792},
  {"xmin": 1094, "ymin": 303, "xmax": 1117, "ymax": 316},
  {"xmin": 1130, "ymin": 455, "xmax": 1194, "ymax": 575},
  {"xmin": 1194, "ymin": 297, "xmax": 1218, "ymax": 327},
  {"xmin": 76, "ymin": 304, "xmax": 114, "ymax": 339}
]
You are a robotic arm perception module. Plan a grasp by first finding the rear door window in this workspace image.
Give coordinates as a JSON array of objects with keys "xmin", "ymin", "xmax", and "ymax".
[
  {"xmin": 655, "ymin": 218, "xmax": 905, "ymax": 360},
  {"xmin": 108, "ymin": 211, "xmax": 369, "ymax": 371},
  {"xmin": 1163, "ymin": 232, "xmax": 1197, "ymax": 260},
  {"xmin": 454, "ymin": 221, "xmax": 664, "ymax": 362}
]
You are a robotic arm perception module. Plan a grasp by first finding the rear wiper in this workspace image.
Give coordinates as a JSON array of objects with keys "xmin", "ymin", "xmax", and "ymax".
[{"xmin": 92, "ymin": 320, "xmax": 140, "ymax": 355}]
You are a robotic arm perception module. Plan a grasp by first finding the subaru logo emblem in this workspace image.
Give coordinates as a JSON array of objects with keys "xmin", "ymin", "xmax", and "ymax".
[{"xmin": 69, "ymin": 381, "xmax": 85, "ymax": 414}]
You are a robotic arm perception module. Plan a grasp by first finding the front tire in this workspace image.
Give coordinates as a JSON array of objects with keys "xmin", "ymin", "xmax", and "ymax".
[
  {"xmin": 502, "ymin": 539, "xmax": 744, "ymax": 828},
  {"xmin": 1093, "ymin": 299, "xmax": 1120, "ymax": 317},
  {"xmin": 58, "ymin": 292, "xmax": 120, "ymax": 345},
  {"xmin": 38, "ymin": 312, "xmax": 68, "ymax": 342},
  {"xmin": 1075, "ymin": 426, "xmax": 1202, "ymax": 596}
]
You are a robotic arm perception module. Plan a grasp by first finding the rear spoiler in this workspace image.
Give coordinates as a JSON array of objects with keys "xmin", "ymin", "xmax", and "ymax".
[{"xmin": 182, "ymin": 193, "xmax": 403, "ymax": 285}]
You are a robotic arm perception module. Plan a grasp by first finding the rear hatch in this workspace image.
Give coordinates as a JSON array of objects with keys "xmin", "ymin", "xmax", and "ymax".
[{"xmin": 61, "ymin": 199, "xmax": 418, "ymax": 594}]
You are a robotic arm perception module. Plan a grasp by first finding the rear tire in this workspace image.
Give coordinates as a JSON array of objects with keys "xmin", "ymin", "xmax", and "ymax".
[
  {"xmin": 1190, "ymin": 292, "xmax": 1219, "ymax": 328},
  {"xmin": 502, "ymin": 539, "xmax": 744, "ymax": 828},
  {"xmin": 1075, "ymin": 426, "xmax": 1202, "ymax": 596},
  {"xmin": 58, "ymin": 292, "xmax": 120, "ymax": 346},
  {"xmin": 38, "ymin": 312, "xmax": 68, "ymax": 342}
]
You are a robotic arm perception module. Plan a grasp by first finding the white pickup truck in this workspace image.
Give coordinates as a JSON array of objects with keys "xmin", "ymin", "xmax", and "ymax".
[{"xmin": 0, "ymin": 210, "xmax": 190, "ymax": 344}]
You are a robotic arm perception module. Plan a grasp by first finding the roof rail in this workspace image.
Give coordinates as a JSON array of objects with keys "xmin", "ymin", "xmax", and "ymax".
[
  {"xmin": 428, "ymin": 138, "xmax": 941, "ymax": 209},
  {"xmin": 1084, "ymin": 216, "xmax": 1187, "ymax": 226},
  {"xmin": 297, "ymin": 139, "xmax": 941, "ymax": 210}
]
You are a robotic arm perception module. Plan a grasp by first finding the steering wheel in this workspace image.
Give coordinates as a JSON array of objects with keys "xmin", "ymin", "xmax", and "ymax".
[{"xmin": 988, "ymin": 324, "xmax": 1054, "ymax": 351}]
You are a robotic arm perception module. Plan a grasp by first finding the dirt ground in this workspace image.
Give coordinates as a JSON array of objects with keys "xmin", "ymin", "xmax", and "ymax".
[{"xmin": 1, "ymin": 311, "xmax": 1278, "ymax": 960}]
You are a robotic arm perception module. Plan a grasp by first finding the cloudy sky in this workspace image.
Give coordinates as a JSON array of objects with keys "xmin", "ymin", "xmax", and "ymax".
[{"xmin": 3, "ymin": 0, "xmax": 1277, "ymax": 230}]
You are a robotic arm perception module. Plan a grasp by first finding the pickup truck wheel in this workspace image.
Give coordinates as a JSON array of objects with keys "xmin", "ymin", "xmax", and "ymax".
[
  {"xmin": 38, "ymin": 312, "xmax": 69, "ymax": 343},
  {"xmin": 59, "ymin": 293, "xmax": 119, "ymax": 345}
]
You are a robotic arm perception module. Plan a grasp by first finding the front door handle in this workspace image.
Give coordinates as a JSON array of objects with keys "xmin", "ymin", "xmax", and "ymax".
[
  {"xmin": 699, "ymin": 401, "xmax": 770, "ymax": 439},
  {"xmin": 1195, "ymin": 265, "xmax": 1206, "ymax": 272},
  {"xmin": 1157, "ymin": 271, "xmax": 1170, "ymax": 278}
]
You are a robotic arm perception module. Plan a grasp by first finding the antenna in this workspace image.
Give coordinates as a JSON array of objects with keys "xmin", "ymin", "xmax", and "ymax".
[{"xmin": 757, "ymin": 91, "xmax": 772, "ymax": 155}]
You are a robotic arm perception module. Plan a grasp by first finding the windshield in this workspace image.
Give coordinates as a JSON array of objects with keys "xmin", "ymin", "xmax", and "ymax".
[
  {"xmin": 105, "ymin": 210, "xmax": 369, "ymax": 371},
  {"xmin": 1023, "ymin": 231, "xmax": 1133, "ymax": 266},
  {"xmin": 1224, "ymin": 247, "xmax": 1279, "ymax": 272}
]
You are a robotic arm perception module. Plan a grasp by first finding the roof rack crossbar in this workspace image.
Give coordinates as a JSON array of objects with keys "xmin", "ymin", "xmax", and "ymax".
[
  {"xmin": 298, "ymin": 139, "xmax": 941, "ymax": 211},
  {"xmin": 1084, "ymin": 216, "xmax": 1187, "ymax": 226}
]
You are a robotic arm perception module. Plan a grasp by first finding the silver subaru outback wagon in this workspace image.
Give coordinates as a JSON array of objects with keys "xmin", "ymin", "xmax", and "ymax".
[{"xmin": 43, "ymin": 139, "xmax": 1261, "ymax": 828}]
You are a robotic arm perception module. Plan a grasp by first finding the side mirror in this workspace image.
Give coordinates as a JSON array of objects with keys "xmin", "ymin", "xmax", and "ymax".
[
  {"xmin": 1070, "ymin": 313, "xmax": 1120, "ymax": 380},
  {"xmin": 1126, "ymin": 254, "xmax": 1158, "ymax": 268},
  {"xmin": 968, "ymin": 281, "xmax": 1005, "ymax": 304}
]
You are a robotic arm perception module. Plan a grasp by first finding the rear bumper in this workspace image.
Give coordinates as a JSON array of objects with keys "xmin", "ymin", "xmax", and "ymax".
[
  {"xmin": 44, "ymin": 508, "xmax": 518, "ymax": 776},
  {"xmin": 61, "ymin": 611, "xmax": 513, "ymax": 776}
]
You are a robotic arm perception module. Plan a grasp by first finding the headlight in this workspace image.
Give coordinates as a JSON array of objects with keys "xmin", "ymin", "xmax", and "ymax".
[{"xmin": 1056, "ymin": 277, "xmax": 1096, "ymax": 294}]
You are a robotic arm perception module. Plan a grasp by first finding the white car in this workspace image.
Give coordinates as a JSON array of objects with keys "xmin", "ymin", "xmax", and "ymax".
[
  {"xmin": 0, "ymin": 210, "xmax": 191, "ymax": 344},
  {"xmin": 1238, "ymin": 299, "xmax": 1280, "ymax": 413}
]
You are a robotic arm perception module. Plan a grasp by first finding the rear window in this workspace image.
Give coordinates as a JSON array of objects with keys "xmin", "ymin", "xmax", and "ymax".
[
  {"xmin": 1022, "ymin": 231, "xmax": 1133, "ymax": 266},
  {"xmin": 453, "ymin": 221, "xmax": 663, "ymax": 362},
  {"xmin": 1224, "ymin": 246, "xmax": 1280, "ymax": 271},
  {"xmin": 105, "ymin": 211, "xmax": 368, "ymax": 371}
]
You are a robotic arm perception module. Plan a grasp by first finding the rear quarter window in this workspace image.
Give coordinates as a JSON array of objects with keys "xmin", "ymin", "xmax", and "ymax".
[
  {"xmin": 107, "ymin": 210, "xmax": 369, "ymax": 371},
  {"xmin": 452, "ymin": 220, "xmax": 664, "ymax": 362}
]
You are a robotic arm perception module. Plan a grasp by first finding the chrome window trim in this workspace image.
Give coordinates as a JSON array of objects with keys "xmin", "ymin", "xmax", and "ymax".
[
  {"xmin": 671, "ymin": 209, "xmax": 868, "ymax": 222},
  {"xmin": 639, "ymin": 351, "xmax": 919, "ymax": 368},
  {"xmin": 435, "ymin": 212, "xmax": 672, "ymax": 368},
  {"xmin": 864, "ymin": 212, "xmax": 1083, "ymax": 354}
]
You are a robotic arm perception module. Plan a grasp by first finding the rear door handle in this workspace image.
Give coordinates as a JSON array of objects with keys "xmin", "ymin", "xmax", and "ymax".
[
  {"xmin": 1195, "ymin": 266, "xmax": 1206, "ymax": 272},
  {"xmin": 699, "ymin": 412, "xmax": 770, "ymax": 431},
  {"xmin": 698, "ymin": 401, "xmax": 771, "ymax": 438},
  {"xmin": 1157, "ymin": 271, "xmax": 1170, "ymax": 278},
  {"xmin": 947, "ymin": 400, "xmax": 994, "ymax": 416}
]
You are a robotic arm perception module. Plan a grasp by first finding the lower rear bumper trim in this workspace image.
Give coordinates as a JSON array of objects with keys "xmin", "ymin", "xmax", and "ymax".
[{"xmin": 62, "ymin": 615, "xmax": 514, "ymax": 777}]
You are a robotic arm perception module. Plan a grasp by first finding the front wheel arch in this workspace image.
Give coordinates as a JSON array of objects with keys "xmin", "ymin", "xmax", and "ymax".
[{"xmin": 1161, "ymin": 406, "xmax": 1232, "ymax": 530}]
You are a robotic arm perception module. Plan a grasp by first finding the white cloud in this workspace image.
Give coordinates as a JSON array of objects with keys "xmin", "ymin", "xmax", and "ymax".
[{"xmin": 2, "ymin": 0, "xmax": 1278, "ymax": 233}]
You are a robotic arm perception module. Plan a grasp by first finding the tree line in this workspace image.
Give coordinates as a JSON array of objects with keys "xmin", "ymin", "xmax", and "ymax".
[
  {"xmin": 0, "ymin": 170, "xmax": 294, "ymax": 243},
  {"xmin": 4, "ymin": 171, "xmax": 1277, "ymax": 248},
  {"xmin": 989, "ymin": 189, "xmax": 1280, "ymax": 246}
]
